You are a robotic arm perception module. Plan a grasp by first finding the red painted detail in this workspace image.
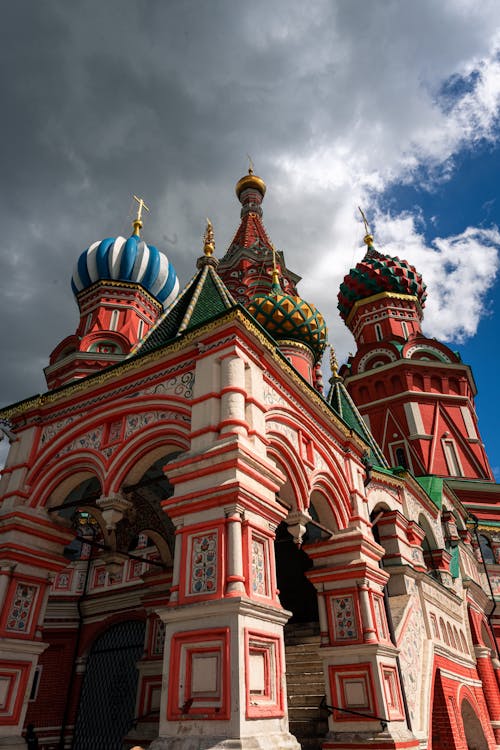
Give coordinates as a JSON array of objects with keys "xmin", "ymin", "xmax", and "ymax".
[
  {"xmin": 0, "ymin": 661, "xmax": 31, "ymax": 724},
  {"xmin": 244, "ymin": 628, "xmax": 284, "ymax": 718},
  {"xmin": 177, "ymin": 521, "xmax": 225, "ymax": 604},
  {"xmin": 242, "ymin": 521, "xmax": 278, "ymax": 604},
  {"xmin": 380, "ymin": 663, "xmax": 405, "ymax": 721},
  {"xmin": 324, "ymin": 589, "xmax": 364, "ymax": 646},
  {"xmin": 328, "ymin": 662, "xmax": 379, "ymax": 722},
  {"xmin": 167, "ymin": 628, "xmax": 230, "ymax": 721}
]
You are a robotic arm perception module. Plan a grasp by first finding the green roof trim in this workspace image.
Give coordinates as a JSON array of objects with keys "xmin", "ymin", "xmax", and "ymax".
[
  {"xmin": 133, "ymin": 258, "xmax": 236, "ymax": 356},
  {"xmin": 448, "ymin": 544, "xmax": 460, "ymax": 579},
  {"xmin": 416, "ymin": 475, "xmax": 443, "ymax": 509},
  {"xmin": 327, "ymin": 377, "xmax": 387, "ymax": 466}
]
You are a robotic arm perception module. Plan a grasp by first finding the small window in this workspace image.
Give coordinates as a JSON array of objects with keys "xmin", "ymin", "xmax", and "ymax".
[
  {"xmin": 443, "ymin": 439, "xmax": 462, "ymax": 477},
  {"xmin": 110, "ymin": 310, "xmax": 119, "ymax": 331},
  {"xmin": 84, "ymin": 313, "xmax": 93, "ymax": 334},
  {"xmin": 138, "ymin": 320, "xmax": 145, "ymax": 340},
  {"xmin": 395, "ymin": 447, "xmax": 408, "ymax": 469},
  {"xmin": 375, "ymin": 323, "xmax": 383, "ymax": 341},
  {"xmin": 479, "ymin": 534, "xmax": 495, "ymax": 564},
  {"xmin": 29, "ymin": 666, "xmax": 42, "ymax": 701},
  {"xmin": 401, "ymin": 320, "xmax": 409, "ymax": 339}
]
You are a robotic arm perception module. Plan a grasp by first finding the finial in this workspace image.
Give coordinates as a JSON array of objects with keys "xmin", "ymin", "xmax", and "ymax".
[
  {"xmin": 358, "ymin": 206, "xmax": 374, "ymax": 246},
  {"xmin": 270, "ymin": 243, "xmax": 281, "ymax": 292},
  {"xmin": 329, "ymin": 345, "xmax": 342, "ymax": 382},
  {"xmin": 247, "ymin": 153, "xmax": 254, "ymax": 175},
  {"xmin": 203, "ymin": 218, "xmax": 215, "ymax": 256},
  {"xmin": 132, "ymin": 195, "xmax": 150, "ymax": 237},
  {"xmin": 330, "ymin": 346, "xmax": 339, "ymax": 377}
]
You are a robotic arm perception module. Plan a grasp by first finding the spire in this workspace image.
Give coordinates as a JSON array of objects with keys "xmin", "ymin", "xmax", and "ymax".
[
  {"xmin": 133, "ymin": 220, "xmax": 236, "ymax": 356},
  {"xmin": 358, "ymin": 206, "xmax": 374, "ymax": 248},
  {"xmin": 203, "ymin": 218, "xmax": 215, "ymax": 257},
  {"xmin": 329, "ymin": 345, "xmax": 342, "ymax": 382},
  {"xmin": 218, "ymin": 167, "xmax": 300, "ymax": 304},
  {"xmin": 326, "ymin": 346, "xmax": 387, "ymax": 467},
  {"xmin": 132, "ymin": 195, "xmax": 150, "ymax": 237}
]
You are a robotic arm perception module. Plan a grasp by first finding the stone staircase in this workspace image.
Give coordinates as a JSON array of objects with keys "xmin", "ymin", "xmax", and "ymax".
[{"xmin": 285, "ymin": 623, "xmax": 328, "ymax": 750}]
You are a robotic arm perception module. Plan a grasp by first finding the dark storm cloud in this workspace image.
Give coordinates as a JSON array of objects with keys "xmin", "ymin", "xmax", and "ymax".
[{"xmin": 2, "ymin": 0, "xmax": 500, "ymax": 413}]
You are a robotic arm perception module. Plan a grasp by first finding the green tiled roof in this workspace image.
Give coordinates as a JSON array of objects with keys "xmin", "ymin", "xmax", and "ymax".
[
  {"xmin": 327, "ymin": 376, "xmax": 387, "ymax": 466},
  {"xmin": 416, "ymin": 475, "xmax": 443, "ymax": 509},
  {"xmin": 133, "ymin": 258, "xmax": 236, "ymax": 356}
]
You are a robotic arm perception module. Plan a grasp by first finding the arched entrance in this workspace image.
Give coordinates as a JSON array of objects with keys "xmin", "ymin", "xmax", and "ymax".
[
  {"xmin": 275, "ymin": 519, "xmax": 319, "ymax": 624},
  {"xmin": 461, "ymin": 698, "xmax": 489, "ymax": 750},
  {"xmin": 73, "ymin": 620, "xmax": 146, "ymax": 750}
]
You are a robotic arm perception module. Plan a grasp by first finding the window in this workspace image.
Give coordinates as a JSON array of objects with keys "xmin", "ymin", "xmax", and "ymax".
[
  {"xmin": 479, "ymin": 534, "xmax": 495, "ymax": 564},
  {"xmin": 375, "ymin": 323, "xmax": 383, "ymax": 341},
  {"xmin": 138, "ymin": 319, "xmax": 145, "ymax": 340},
  {"xmin": 29, "ymin": 666, "xmax": 42, "ymax": 701},
  {"xmin": 401, "ymin": 320, "xmax": 409, "ymax": 339},
  {"xmin": 110, "ymin": 310, "xmax": 119, "ymax": 331},
  {"xmin": 443, "ymin": 439, "xmax": 462, "ymax": 477},
  {"xmin": 395, "ymin": 447, "xmax": 408, "ymax": 469}
]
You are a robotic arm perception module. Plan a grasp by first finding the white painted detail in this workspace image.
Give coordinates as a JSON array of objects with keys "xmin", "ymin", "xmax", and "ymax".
[
  {"xmin": 108, "ymin": 235, "xmax": 126, "ymax": 277},
  {"xmin": 132, "ymin": 240, "xmax": 150, "ymax": 282},
  {"xmin": 150, "ymin": 253, "xmax": 170, "ymax": 296},
  {"xmin": 404, "ymin": 402, "xmax": 425, "ymax": 436},
  {"xmin": 460, "ymin": 406, "xmax": 478, "ymax": 439},
  {"xmin": 443, "ymin": 439, "xmax": 463, "ymax": 476},
  {"xmin": 85, "ymin": 240, "xmax": 101, "ymax": 284},
  {"xmin": 192, "ymin": 654, "xmax": 218, "ymax": 694},
  {"xmin": 249, "ymin": 652, "xmax": 266, "ymax": 693}
]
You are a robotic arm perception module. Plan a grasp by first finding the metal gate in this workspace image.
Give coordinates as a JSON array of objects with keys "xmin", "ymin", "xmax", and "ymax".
[{"xmin": 72, "ymin": 620, "xmax": 146, "ymax": 750}]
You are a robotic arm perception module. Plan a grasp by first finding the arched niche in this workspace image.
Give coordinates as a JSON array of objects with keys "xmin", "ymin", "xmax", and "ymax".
[
  {"xmin": 418, "ymin": 513, "xmax": 440, "ymax": 577},
  {"xmin": 460, "ymin": 697, "xmax": 489, "ymax": 750}
]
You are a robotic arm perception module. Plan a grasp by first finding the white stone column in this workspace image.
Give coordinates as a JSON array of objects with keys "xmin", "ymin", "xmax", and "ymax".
[
  {"xmin": 168, "ymin": 519, "xmax": 183, "ymax": 604},
  {"xmin": 220, "ymin": 354, "xmax": 248, "ymax": 437},
  {"xmin": 358, "ymin": 581, "xmax": 377, "ymax": 643},
  {"xmin": 225, "ymin": 506, "xmax": 246, "ymax": 596}
]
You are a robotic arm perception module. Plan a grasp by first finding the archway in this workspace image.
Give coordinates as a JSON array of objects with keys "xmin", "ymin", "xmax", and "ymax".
[
  {"xmin": 460, "ymin": 698, "xmax": 489, "ymax": 750},
  {"xmin": 275, "ymin": 521, "xmax": 319, "ymax": 623},
  {"xmin": 73, "ymin": 619, "xmax": 146, "ymax": 750}
]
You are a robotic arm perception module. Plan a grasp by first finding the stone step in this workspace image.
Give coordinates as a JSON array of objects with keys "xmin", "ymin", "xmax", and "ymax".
[
  {"xmin": 288, "ymin": 694, "xmax": 325, "ymax": 708},
  {"xmin": 287, "ymin": 683, "xmax": 325, "ymax": 693}
]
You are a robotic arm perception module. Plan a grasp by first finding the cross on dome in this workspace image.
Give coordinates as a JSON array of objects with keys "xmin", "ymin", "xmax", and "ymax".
[{"xmin": 132, "ymin": 195, "xmax": 150, "ymax": 237}]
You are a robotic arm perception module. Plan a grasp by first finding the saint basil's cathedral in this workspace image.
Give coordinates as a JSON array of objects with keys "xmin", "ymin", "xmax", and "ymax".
[{"xmin": 1, "ymin": 168, "xmax": 500, "ymax": 750}]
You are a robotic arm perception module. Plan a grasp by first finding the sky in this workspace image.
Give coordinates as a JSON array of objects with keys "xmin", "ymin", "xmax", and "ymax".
[{"xmin": 2, "ymin": 0, "xmax": 500, "ymax": 475}]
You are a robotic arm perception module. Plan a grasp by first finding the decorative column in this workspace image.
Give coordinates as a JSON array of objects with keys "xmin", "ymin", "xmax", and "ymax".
[
  {"xmin": 475, "ymin": 646, "xmax": 500, "ymax": 743},
  {"xmin": 305, "ymin": 527, "xmax": 418, "ymax": 750},
  {"xmin": 0, "ymin": 507, "xmax": 73, "ymax": 749},
  {"xmin": 219, "ymin": 354, "xmax": 248, "ymax": 437},
  {"xmin": 150, "ymin": 342, "xmax": 299, "ymax": 750},
  {"xmin": 225, "ymin": 505, "xmax": 246, "ymax": 596}
]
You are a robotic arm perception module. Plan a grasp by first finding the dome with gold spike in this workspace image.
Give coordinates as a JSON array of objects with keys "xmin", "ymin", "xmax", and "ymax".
[
  {"xmin": 248, "ymin": 271, "xmax": 327, "ymax": 362},
  {"xmin": 338, "ymin": 232, "xmax": 427, "ymax": 322}
]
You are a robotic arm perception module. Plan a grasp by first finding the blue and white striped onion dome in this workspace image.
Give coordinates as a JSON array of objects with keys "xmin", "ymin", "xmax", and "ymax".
[{"xmin": 71, "ymin": 234, "xmax": 180, "ymax": 307}]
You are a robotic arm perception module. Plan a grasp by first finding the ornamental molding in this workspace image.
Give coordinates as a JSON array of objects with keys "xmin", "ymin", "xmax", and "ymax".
[
  {"xmin": 358, "ymin": 348, "xmax": 397, "ymax": 373},
  {"xmin": 37, "ymin": 364, "xmax": 194, "ymax": 430},
  {"xmin": 263, "ymin": 372, "xmax": 349, "ymax": 458},
  {"xmin": 405, "ymin": 344, "xmax": 451, "ymax": 363},
  {"xmin": 53, "ymin": 409, "xmax": 190, "ymax": 460}
]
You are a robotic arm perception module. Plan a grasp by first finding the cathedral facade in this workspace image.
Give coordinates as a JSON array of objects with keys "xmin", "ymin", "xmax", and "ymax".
[{"xmin": 0, "ymin": 171, "xmax": 499, "ymax": 750}]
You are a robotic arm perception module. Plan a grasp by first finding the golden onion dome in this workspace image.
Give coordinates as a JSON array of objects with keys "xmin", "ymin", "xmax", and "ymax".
[
  {"xmin": 235, "ymin": 168, "xmax": 267, "ymax": 200},
  {"xmin": 248, "ymin": 272, "xmax": 327, "ymax": 362}
]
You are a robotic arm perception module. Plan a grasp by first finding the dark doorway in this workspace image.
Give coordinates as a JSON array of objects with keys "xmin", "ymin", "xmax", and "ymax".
[
  {"xmin": 72, "ymin": 620, "xmax": 146, "ymax": 750},
  {"xmin": 275, "ymin": 522, "xmax": 319, "ymax": 623}
]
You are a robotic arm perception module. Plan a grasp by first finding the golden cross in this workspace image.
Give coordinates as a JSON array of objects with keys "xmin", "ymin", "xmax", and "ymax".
[
  {"xmin": 247, "ymin": 153, "xmax": 254, "ymax": 174},
  {"xmin": 132, "ymin": 195, "xmax": 150, "ymax": 236},
  {"xmin": 358, "ymin": 206, "xmax": 370, "ymax": 235}
]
